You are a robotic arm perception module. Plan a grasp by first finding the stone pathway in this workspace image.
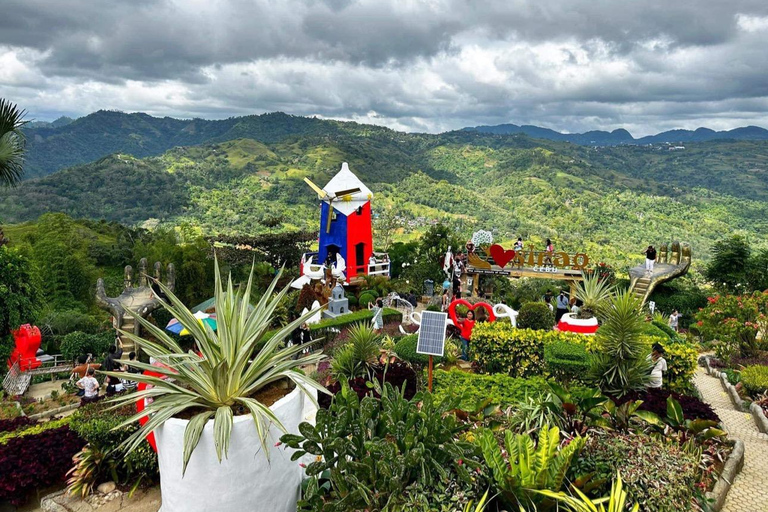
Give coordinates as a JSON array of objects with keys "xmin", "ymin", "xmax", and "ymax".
[{"xmin": 694, "ymin": 368, "xmax": 768, "ymax": 511}]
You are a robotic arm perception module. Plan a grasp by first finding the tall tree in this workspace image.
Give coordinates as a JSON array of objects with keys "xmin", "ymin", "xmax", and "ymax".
[
  {"xmin": 0, "ymin": 99, "xmax": 27, "ymax": 246},
  {"xmin": 704, "ymin": 235, "xmax": 751, "ymax": 293}
]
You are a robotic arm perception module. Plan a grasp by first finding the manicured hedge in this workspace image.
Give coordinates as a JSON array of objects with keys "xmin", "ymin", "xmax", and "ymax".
[
  {"xmin": 544, "ymin": 341, "xmax": 591, "ymax": 383},
  {"xmin": 263, "ymin": 308, "xmax": 402, "ymax": 341},
  {"xmin": 741, "ymin": 365, "xmax": 768, "ymax": 396},
  {"xmin": 393, "ymin": 334, "xmax": 448, "ymax": 366},
  {"xmin": 470, "ymin": 322, "xmax": 590, "ymax": 377},
  {"xmin": 0, "ymin": 418, "xmax": 85, "ymax": 505},
  {"xmin": 641, "ymin": 322, "xmax": 670, "ymax": 340},
  {"xmin": 517, "ymin": 302, "xmax": 554, "ymax": 331},
  {"xmin": 651, "ymin": 320, "xmax": 679, "ymax": 340},
  {"xmin": 431, "ymin": 369, "xmax": 551, "ymax": 410}
]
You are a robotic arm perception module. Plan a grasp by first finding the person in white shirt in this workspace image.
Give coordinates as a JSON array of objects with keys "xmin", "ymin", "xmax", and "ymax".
[
  {"xmin": 647, "ymin": 343, "xmax": 668, "ymax": 389},
  {"xmin": 76, "ymin": 367, "xmax": 100, "ymax": 405},
  {"xmin": 669, "ymin": 310, "xmax": 680, "ymax": 332}
]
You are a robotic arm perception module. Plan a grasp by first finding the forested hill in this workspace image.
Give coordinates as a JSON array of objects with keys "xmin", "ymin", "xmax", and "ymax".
[
  {"xmin": 464, "ymin": 123, "xmax": 768, "ymax": 146},
  {"xmin": 21, "ymin": 110, "xmax": 398, "ymax": 179},
  {"xmin": 3, "ymin": 126, "xmax": 768, "ymax": 267}
]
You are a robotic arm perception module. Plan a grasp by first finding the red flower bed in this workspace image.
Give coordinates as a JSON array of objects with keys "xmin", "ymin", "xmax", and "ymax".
[
  {"xmin": 615, "ymin": 388, "xmax": 719, "ymax": 423},
  {"xmin": 0, "ymin": 416, "xmax": 37, "ymax": 433},
  {"xmin": 0, "ymin": 424, "xmax": 85, "ymax": 505}
]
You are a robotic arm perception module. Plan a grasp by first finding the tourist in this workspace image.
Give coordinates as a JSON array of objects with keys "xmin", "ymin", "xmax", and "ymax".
[
  {"xmin": 647, "ymin": 343, "xmax": 668, "ymax": 388},
  {"xmin": 544, "ymin": 289, "xmax": 554, "ymax": 312},
  {"xmin": 369, "ymin": 298, "xmax": 384, "ymax": 331},
  {"xmin": 453, "ymin": 275, "xmax": 462, "ymax": 298},
  {"xmin": 76, "ymin": 367, "xmax": 100, "ymax": 406},
  {"xmin": 103, "ymin": 337, "xmax": 124, "ymax": 396},
  {"xmin": 368, "ymin": 254, "xmax": 377, "ymax": 271},
  {"xmin": 292, "ymin": 322, "xmax": 312, "ymax": 356},
  {"xmin": 669, "ymin": 310, "xmax": 681, "ymax": 332},
  {"xmin": 120, "ymin": 352, "xmax": 141, "ymax": 390},
  {"xmin": 556, "ymin": 291, "xmax": 569, "ymax": 322},
  {"xmin": 569, "ymin": 297, "xmax": 580, "ymax": 316},
  {"xmin": 643, "ymin": 245, "xmax": 657, "ymax": 274},
  {"xmin": 514, "ymin": 237, "xmax": 524, "ymax": 251},
  {"xmin": 544, "ymin": 238, "xmax": 555, "ymax": 267},
  {"xmin": 441, "ymin": 288, "xmax": 450, "ymax": 312},
  {"xmin": 455, "ymin": 310, "xmax": 476, "ymax": 361}
]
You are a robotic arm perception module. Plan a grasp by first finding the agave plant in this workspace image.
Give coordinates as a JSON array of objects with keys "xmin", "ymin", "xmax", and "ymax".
[
  {"xmin": 575, "ymin": 273, "xmax": 614, "ymax": 319},
  {"xmin": 589, "ymin": 290, "xmax": 651, "ymax": 395},
  {"xmin": 104, "ymin": 259, "xmax": 327, "ymax": 473}
]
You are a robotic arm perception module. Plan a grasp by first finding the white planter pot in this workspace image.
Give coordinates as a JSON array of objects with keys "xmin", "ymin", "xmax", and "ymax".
[
  {"xmin": 557, "ymin": 313, "xmax": 599, "ymax": 335},
  {"xmin": 154, "ymin": 386, "xmax": 317, "ymax": 512}
]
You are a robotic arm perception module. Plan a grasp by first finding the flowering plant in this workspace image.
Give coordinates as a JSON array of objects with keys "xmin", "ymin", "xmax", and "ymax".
[{"xmin": 695, "ymin": 291, "xmax": 768, "ymax": 360}]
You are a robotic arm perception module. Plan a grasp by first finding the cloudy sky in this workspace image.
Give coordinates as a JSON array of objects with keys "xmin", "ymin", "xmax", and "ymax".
[{"xmin": 1, "ymin": 0, "xmax": 768, "ymax": 135}]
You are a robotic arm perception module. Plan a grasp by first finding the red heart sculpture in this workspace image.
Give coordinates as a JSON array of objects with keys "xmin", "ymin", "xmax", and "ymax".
[
  {"xmin": 489, "ymin": 244, "xmax": 516, "ymax": 269},
  {"xmin": 447, "ymin": 299, "xmax": 497, "ymax": 326}
]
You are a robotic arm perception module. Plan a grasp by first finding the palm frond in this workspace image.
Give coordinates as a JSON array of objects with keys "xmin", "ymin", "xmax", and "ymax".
[{"xmin": 0, "ymin": 98, "xmax": 28, "ymax": 188}]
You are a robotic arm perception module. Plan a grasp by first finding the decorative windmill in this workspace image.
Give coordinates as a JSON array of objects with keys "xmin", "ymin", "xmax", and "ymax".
[{"xmin": 304, "ymin": 163, "xmax": 374, "ymax": 277}]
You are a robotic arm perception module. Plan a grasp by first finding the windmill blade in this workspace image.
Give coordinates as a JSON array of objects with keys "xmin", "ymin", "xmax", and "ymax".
[
  {"xmin": 304, "ymin": 177, "xmax": 328, "ymax": 198},
  {"xmin": 325, "ymin": 197, "xmax": 335, "ymax": 233},
  {"xmin": 330, "ymin": 186, "xmax": 361, "ymax": 198}
]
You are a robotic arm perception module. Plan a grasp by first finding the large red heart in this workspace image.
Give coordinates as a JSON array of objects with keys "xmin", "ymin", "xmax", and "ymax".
[
  {"xmin": 489, "ymin": 244, "xmax": 516, "ymax": 269},
  {"xmin": 448, "ymin": 299, "xmax": 497, "ymax": 326}
]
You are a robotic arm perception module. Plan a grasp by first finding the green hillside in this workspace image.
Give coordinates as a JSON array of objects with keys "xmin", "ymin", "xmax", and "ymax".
[{"xmin": 4, "ymin": 124, "xmax": 768, "ymax": 270}]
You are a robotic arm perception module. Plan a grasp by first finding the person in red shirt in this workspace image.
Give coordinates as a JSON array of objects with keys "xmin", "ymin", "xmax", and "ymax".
[{"xmin": 455, "ymin": 310, "xmax": 476, "ymax": 361}]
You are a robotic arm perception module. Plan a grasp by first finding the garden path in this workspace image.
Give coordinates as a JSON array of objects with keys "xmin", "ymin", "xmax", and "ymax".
[{"xmin": 694, "ymin": 368, "xmax": 768, "ymax": 512}]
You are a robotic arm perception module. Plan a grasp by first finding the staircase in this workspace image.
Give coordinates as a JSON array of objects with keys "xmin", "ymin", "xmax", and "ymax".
[
  {"xmin": 2, "ymin": 361, "xmax": 32, "ymax": 396},
  {"xmin": 631, "ymin": 274, "xmax": 652, "ymax": 303},
  {"xmin": 118, "ymin": 313, "xmax": 137, "ymax": 360}
]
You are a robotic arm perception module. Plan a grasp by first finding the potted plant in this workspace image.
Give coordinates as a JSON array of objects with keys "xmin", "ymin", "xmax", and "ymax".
[
  {"xmin": 105, "ymin": 260, "xmax": 327, "ymax": 512},
  {"xmin": 558, "ymin": 273, "xmax": 614, "ymax": 335}
]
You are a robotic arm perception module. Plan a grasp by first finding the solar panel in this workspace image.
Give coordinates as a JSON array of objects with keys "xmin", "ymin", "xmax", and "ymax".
[{"xmin": 416, "ymin": 311, "xmax": 447, "ymax": 357}]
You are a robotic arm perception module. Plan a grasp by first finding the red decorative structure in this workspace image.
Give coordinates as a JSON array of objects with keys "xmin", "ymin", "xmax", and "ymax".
[
  {"xmin": 8, "ymin": 325, "xmax": 42, "ymax": 371},
  {"xmin": 447, "ymin": 299, "xmax": 497, "ymax": 325},
  {"xmin": 136, "ymin": 361, "xmax": 175, "ymax": 452},
  {"xmin": 557, "ymin": 315, "xmax": 599, "ymax": 335}
]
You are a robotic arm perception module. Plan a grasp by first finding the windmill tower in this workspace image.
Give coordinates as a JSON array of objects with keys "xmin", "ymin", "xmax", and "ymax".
[{"xmin": 304, "ymin": 163, "xmax": 374, "ymax": 277}]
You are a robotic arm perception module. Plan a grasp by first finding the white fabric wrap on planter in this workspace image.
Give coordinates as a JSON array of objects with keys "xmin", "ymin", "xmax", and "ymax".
[{"xmin": 154, "ymin": 386, "xmax": 318, "ymax": 512}]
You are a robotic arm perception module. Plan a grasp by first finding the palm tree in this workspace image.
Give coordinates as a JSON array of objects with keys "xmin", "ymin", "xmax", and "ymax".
[
  {"xmin": 0, "ymin": 99, "xmax": 27, "ymax": 187},
  {"xmin": 0, "ymin": 99, "xmax": 27, "ymax": 246}
]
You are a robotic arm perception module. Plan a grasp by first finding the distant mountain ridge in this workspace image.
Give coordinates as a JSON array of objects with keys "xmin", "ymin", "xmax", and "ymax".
[
  {"xmin": 463, "ymin": 123, "xmax": 768, "ymax": 146},
  {"xmin": 20, "ymin": 109, "xmax": 768, "ymax": 179}
]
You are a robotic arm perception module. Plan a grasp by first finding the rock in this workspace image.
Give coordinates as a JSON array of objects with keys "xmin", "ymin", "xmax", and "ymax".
[{"xmin": 97, "ymin": 482, "xmax": 117, "ymax": 494}]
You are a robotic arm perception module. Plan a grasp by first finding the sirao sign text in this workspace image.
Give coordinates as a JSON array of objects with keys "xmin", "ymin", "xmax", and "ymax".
[{"xmin": 474, "ymin": 244, "xmax": 590, "ymax": 271}]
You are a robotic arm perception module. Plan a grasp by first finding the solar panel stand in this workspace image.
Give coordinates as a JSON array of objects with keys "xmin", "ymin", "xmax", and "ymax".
[{"xmin": 428, "ymin": 355, "xmax": 433, "ymax": 392}]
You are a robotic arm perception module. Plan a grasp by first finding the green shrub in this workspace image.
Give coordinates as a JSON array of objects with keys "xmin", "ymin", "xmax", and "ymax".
[
  {"xmin": 330, "ymin": 324, "xmax": 381, "ymax": 380},
  {"xmin": 69, "ymin": 402, "xmax": 159, "ymax": 491},
  {"xmin": 358, "ymin": 291, "xmax": 377, "ymax": 307},
  {"xmin": 346, "ymin": 295, "xmax": 358, "ymax": 308},
  {"xmin": 517, "ymin": 302, "xmax": 554, "ymax": 330},
  {"xmin": 569, "ymin": 430, "xmax": 698, "ymax": 511},
  {"xmin": 432, "ymin": 369, "xmax": 550, "ymax": 410},
  {"xmin": 394, "ymin": 334, "xmax": 446, "ymax": 366},
  {"xmin": 741, "ymin": 365, "xmax": 768, "ymax": 396},
  {"xmin": 642, "ymin": 322, "xmax": 671, "ymax": 340},
  {"xmin": 281, "ymin": 383, "xmax": 485, "ymax": 511},
  {"xmin": 470, "ymin": 322, "xmax": 589, "ymax": 377},
  {"xmin": 425, "ymin": 304, "xmax": 442, "ymax": 312},
  {"xmin": 651, "ymin": 319, "xmax": 678, "ymax": 340},
  {"xmin": 60, "ymin": 331, "xmax": 114, "ymax": 362},
  {"xmin": 662, "ymin": 341, "xmax": 699, "ymax": 393},
  {"xmin": 263, "ymin": 308, "xmax": 403, "ymax": 342},
  {"xmin": 544, "ymin": 341, "xmax": 591, "ymax": 383}
]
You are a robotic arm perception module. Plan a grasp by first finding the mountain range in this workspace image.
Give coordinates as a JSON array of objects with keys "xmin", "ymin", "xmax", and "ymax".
[
  {"xmin": 5, "ymin": 110, "xmax": 768, "ymax": 267},
  {"xmin": 463, "ymin": 123, "xmax": 768, "ymax": 146},
  {"xmin": 19, "ymin": 110, "xmax": 768, "ymax": 179}
]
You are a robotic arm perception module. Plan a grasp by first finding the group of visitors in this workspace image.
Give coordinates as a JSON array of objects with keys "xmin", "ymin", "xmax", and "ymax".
[{"xmin": 75, "ymin": 337, "xmax": 140, "ymax": 406}]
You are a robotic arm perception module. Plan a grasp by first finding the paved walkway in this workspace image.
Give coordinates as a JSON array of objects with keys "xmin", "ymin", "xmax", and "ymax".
[{"xmin": 694, "ymin": 368, "xmax": 768, "ymax": 511}]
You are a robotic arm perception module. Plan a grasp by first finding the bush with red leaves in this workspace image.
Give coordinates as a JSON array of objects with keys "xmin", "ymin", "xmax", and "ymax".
[
  {"xmin": 0, "ymin": 425, "xmax": 85, "ymax": 505},
  {"xmin": 616, "ymin": 388, "xmax": 720, "ymax": 423},
  {"xmin": 0, "ymin": 416, "xmax": 37, "ymax": 433},
  {"xmin": 319, "ymin": 362, "xmax": 417, "ymax": 409}
]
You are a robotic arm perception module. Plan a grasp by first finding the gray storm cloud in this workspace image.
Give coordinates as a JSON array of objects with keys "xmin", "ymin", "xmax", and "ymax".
[{"xmin": 1, "ymin": 0, "xmax": 767, "ymax": 135}]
